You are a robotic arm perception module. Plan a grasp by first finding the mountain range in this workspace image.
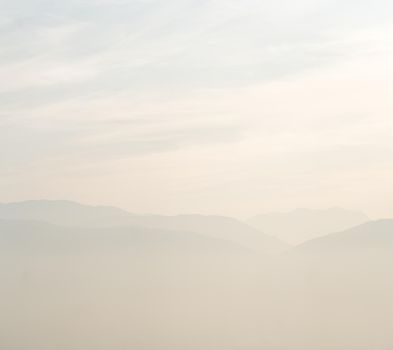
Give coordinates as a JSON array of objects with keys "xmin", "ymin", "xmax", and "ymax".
[
  {"xmin": 0, "ymin": 200, "xmax": 287, "ymax": 253},
  {"xmin": 247, "ymin": 207, "xmax": 369, "ymax": 244},
  {"xmin": 1, "ymin": 200, "xmax": 393, "ymax": 350}
]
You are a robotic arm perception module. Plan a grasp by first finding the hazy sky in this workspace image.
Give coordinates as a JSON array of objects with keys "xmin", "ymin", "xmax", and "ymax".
[{"xmin": 1, "ymin": 0, "xmax": 393, "ymax": 218}]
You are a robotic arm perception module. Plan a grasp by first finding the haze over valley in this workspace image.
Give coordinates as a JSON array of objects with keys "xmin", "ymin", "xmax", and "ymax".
[
  {"xmin": 1, "ymin": 200, "xmax": 393, "ymax": 349},
  {"xmin": 2, "ymin": 0, "xmax": 393, "ymax": 348}
]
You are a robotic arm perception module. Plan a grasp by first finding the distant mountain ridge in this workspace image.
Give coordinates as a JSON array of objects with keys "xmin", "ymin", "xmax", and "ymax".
[
  {"xmin": 0, "ymin": 200, "xmax": 287, "ymax": 253},
  {"xmin": 0, "ymin": 219, "xmax": 251, "ymax": 256},
  {"xmin": 297, "ymin": 219, "xmax": 393, "ymax": 254},
  {"xmin": 1, "ymin": 205, "xmax": 393, "ymax": 350},
  {"xmin": 247, "ymin": 207, "xmax": 369, "ymax": 244},
  {"xmin": 125, "ymin": 213, "xmax": 288, "ymax": 253},
  {"xmin": 0, "ymin": 200, "xmax": 134, "ymax": 227}
]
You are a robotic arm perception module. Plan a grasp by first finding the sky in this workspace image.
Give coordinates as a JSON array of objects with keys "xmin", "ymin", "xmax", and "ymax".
[{"xmin": 1, "ymin": 0, "xmax": 393, "ymax": 218}]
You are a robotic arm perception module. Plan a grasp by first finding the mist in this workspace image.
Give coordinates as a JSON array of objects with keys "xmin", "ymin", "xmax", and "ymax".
[
  {"xmin": 1, "ymin": 0, "xmax": 393, "ymax": 349},
  {"xmin": 1, "ymin": 202, "xmax": 393, "ymax": 349}
]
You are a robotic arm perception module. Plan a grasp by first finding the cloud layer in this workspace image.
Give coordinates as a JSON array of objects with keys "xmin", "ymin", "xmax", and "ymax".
[{"xmin": 1, "ymin": 0, "xmax": 393, "ymax": 217}]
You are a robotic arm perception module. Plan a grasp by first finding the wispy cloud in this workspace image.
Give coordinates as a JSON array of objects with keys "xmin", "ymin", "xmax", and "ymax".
[{"xmin": 1, "ymin": 0, "xmax": 393, "ymax": 216}]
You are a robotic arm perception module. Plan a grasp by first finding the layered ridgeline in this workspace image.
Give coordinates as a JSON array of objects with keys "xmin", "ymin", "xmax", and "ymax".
[
  {"xmin": 288, "ymin": 219, "xmax": 393, "ymax": 291},
  {"xmin": 0, "ymin": 208, "xmax": 277, "ymax": 350},
  {"xmin": 0, "ymin": 218, "xmax": 258, "ymax": 285},
  {"xmin": 289, "ymin": 219, "xmax": 393, "ymax": 350},
  {"xmin": 247, "ymin": 207, "xmax": 369, "ymax": 244},
  {"xmin": 0, "ymin": 218, "xmax": 267, "ymax": 350},
  {"xmin": 0, "ymin": 219, "xmax": 253, "ymax": 257},
  {"xmin": 2, "ymin": 201, "xmax": 393, "ymax": 350},
  {"xmin": 296, "ymin": 219, "xmax": 393, "ymax": 255},
  {"xmin": 0, "ymin": 200, "xmax": 287, "ymax": 253}
]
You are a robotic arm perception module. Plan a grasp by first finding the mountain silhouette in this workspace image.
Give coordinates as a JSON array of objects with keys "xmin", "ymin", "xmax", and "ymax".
[
  {"xmin": 297, "ymin": 219, "xmax": 393, "ymax": 254},
  {"xmin": 0, "ymin": 200, "xmax": 287, "ymax": 253},
  {"xmin": 248, "ymin": 207, "xmax": 369, "ymax": 244}
]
